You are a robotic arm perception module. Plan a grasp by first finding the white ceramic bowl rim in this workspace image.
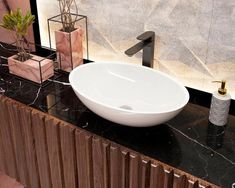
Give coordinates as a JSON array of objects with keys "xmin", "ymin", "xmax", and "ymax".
[{"xmin": 69, "ymin": 62, "xmax": 190, "ymax": 115}]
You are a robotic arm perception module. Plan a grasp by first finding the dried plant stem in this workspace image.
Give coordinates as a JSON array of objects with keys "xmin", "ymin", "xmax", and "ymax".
[
  {"xmin": 14, "ymin": 34, "xmax": 30, "ymax": 61},
  {"xmin": 58, "ymin": 0, "xmax": 78, "ymax": 32},
  {"xmin": 2, "ymin": 0, "xmax": 10, "ymax": 12}
]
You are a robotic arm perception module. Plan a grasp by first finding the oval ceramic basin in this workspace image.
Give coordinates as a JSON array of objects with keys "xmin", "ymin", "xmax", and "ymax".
[{"xmin": 69, "ymin": 62, "xmax": 189, "ymax": 127}]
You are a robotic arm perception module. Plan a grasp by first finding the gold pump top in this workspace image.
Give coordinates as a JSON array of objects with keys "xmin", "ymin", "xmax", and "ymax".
[{"xmin": 212, "ymin": 80, "xmax": 227, "ymax": 95}]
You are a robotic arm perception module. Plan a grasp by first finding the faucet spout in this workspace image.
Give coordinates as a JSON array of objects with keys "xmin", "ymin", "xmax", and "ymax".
[
  {"xmin": 125, "ymin": 41, "xmax": 146, "ymax": 56},
  {"xmin": 125, "ymin": 31, "xmax": 155, "ymax": 68}
]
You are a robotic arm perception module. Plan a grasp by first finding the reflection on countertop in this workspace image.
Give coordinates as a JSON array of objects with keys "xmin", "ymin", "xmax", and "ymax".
[{"xmin": 0, "ymin": 66, "xmax": 235, "ymax": 188}]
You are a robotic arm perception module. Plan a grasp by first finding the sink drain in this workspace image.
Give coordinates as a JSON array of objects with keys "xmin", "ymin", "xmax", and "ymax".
[{"xmin": 119, "ymin": 105, "xmax": 133, "ymax": 110}]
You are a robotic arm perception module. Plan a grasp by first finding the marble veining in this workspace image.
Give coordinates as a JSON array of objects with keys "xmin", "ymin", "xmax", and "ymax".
[
  {"xmin": 0, "ymin": 67, "xmax": 235, "ymax": 187},
  {"xmin": 168, "ymin": 124, "xmax": 235, "ymax": 166},
  {"xmin": 28, "ymin": 86, "xmax": 42, "ymax": 106}
]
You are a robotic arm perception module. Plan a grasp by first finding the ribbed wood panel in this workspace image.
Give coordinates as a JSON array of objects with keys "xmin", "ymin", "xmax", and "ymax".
[
  {"xmin": 121, "ymin": 150, "xmax": 129, "ymax": 188},
  {"xmin": 191, "ymin": 181, "xmax": 199, "ymax": 188},
  {"xmin": 150, "ymin": 164, "xmax": 165, "ymax": 188},
  {"xmin": 60, "ymin": 123, "xmax": 77, "ymax": 188},
  {"xmin": 7, "ymin": 102, "xmax": 28, "ymax": 186},
  {"xmin": 19, "ymin": 106, "xmax": 40, "ymax": 188},
  {"xmin": 92, "ymin": 137, "xmax": 105, "ymax": 188},
  {"xmin": 45, "ymin": 117, "xmax": 63, "ymax": 188},
  {"xmin": 102, "ymin": 142, "xmax": 110, "ymax": 188},
  {"xmin": 140, "ymin": 159, "xmax": 150, "ymax": 188},
  {"xmin": 0, "ymin": 98, "xmax": 7, "ymax": 173},
  {"xmin": 176, "ymin": 175, "xmax": 189, "ymax": 188},
  {"xmin": 75, "ymin": 130, "xmax": 93, "ymax": 188},
  {"xmin": 110, "ymin": 146, "xmax": 122, "ymax": 188},
  {"xmin": 0, "ymin": 130, "xmax": 6, "ymax": 172},
  {"xmin": 129, "ymin": 153, "xmax": 140, "ymax": 188},
  {"xmin": 32, "ymin": 110, "xmax": 52, "ymax": 188},
  {"xmin": 164, "ymin": 170, "xmax": 174, "ymax": 188},
  {"xmin": 0, "ymin": 96, "xmax": 220, "ymax": 188},
  {"xmin": 0, "ymin": 97, "xmax": 18, "ymax": 179}
]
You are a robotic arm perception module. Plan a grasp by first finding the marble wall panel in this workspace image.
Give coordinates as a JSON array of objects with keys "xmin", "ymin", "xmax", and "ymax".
[{"xmin": 37, "ymin": 0, "xmax": 235, "ymax": 98}]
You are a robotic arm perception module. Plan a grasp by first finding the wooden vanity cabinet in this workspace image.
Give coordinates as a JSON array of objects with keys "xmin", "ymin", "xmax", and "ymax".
[{"xmin": 0, "ymin": 96, "xmax": 219, "ymax": 188}]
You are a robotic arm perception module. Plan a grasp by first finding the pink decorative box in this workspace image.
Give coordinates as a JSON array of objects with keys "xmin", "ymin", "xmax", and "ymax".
[{"xmin": 8, "ymin": 54, "xmax": 54, "ymax": 84}]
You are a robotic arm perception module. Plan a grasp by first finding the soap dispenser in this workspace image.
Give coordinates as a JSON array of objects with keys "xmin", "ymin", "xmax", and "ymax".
[{"xmin": 209, "ymin": 80, "xmax": 231, "ymax": 126}]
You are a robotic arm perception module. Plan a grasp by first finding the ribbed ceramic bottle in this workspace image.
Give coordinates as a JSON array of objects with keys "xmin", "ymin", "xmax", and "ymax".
[{"xmin": 209, "ymin": 80, "xmax": 231, "ymax": 126}]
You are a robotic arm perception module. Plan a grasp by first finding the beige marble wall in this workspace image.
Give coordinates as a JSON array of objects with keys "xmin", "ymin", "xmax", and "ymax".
[{"xmin": 37, "ymin": 0, "xmax": 235, "ymax": 98}]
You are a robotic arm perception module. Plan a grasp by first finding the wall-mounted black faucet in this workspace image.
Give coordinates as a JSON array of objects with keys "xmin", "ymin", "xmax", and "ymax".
[{"xmin": 125, "ymin": 31, "xmax": 155, "ymax": 68}]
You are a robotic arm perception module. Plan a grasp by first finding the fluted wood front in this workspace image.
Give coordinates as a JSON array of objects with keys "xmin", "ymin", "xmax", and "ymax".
[{"xmin": 0, "ymin": 96, "xmax": 219, "ymax": 188}]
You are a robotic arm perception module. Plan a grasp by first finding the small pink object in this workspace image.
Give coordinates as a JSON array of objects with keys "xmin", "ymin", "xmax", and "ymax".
[{"xmin": 55, "ymin": 28, "xmax": 83, "ymax": 72}]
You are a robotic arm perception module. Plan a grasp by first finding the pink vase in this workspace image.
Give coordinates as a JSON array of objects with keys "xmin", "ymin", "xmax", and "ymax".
[
  {"xmin": 55, "ymin": 28, "xmax": 83, "ymax": 72},
  {"xmin": 8, "ymin": 54, "xmax": 54, "ymax": 84}
]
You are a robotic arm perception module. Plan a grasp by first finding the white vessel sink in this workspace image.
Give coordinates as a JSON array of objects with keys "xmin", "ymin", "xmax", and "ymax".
[{"xmin": 69, "ymin": 62, "xmax": 189, "ymax": 127}]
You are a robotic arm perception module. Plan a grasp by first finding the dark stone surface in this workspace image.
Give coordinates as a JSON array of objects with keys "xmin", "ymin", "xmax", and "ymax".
[{"xmin": 0, "ymin": 65, "xmax": 235, "ymax": 188}]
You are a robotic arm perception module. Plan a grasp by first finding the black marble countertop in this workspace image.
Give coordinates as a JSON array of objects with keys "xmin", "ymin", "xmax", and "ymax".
[{"xmin": 0, "ymin": 66, "xmax": 235, "ymax": 188}]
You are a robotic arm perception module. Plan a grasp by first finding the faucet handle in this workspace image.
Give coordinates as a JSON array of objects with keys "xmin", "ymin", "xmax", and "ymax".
[{"xmin": 137, "ymin": 31, "xmax": 155, "ymax": 41}]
